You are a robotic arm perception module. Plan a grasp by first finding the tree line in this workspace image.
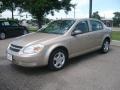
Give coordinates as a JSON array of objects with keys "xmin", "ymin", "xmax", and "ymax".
[
  {"xmin": 0, "ymin": 0, "xmax": 73, "ymax": 28},
  {"xmin": 0, "ymin": 0, "xmax": 120, "ymax": 27},
  {"xmin": 92, "ymin": 11, "xmax": 120, "ymax": 27}
]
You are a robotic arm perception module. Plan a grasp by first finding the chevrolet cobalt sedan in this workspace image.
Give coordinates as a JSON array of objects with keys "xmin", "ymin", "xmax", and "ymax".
[{"xmin": 7, "ymin": 19, "xmax": 112, "ymax": 70}]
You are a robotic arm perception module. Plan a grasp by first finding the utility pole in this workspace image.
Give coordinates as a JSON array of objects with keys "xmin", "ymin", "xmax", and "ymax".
[
  {"xmin": 89, "ymin": 0, "xmax": 92, "ymax": 18},
  {"xmin": 11, "ymin": 2, "xmax": 15, "ymax": 19},
  {"xmin": 0, "ymin": 1, "xmax": 3, "ymax": 17},
  {"xmin": 11, "ymin": 3, "xmax": 14, "ymax": 19},
  {"xmin": 73, "ymin": 4, "xmax": 76, "ymax": 19}
]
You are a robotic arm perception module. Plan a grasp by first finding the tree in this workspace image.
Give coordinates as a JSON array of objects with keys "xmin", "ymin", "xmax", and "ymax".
[
  {"xmin": 0, "ymin": 0, "xmax": 16, "ymax": 19},
  {"xmin": 113, "ymin": 12, "xmax": 120, "ymax": 27},
  {"xmin": 0, "ymin": 0, "xmax": 73, "ymax": 28},
  {"xmin": 92, "ymin": 11, "xmax": 101, "ymax": 20}
]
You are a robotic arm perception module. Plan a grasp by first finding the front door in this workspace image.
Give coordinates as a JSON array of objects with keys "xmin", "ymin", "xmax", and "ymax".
[{"xmin": 70, "ymin": 20, "xmax": 93, "ymax": 57}]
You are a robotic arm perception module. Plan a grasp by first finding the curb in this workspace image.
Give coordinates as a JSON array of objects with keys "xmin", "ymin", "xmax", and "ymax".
[{"xmin": 111, "ymin": 40, "xmax": 120, "ymax": 47}]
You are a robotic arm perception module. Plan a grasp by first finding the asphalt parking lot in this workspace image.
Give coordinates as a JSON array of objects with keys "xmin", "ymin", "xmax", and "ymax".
[{"xmin": 0, "ymin": 38, "xmax": 120, "ymax": 90}]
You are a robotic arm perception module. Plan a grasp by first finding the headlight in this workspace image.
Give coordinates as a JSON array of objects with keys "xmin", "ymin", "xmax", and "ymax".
[
  {"xmin": 7, "ymin": 44, "xmax": 11, "ymax": 49},
  {"xmin": 22, "ymin": 44, "xmax": 44, "ymax": 54}
]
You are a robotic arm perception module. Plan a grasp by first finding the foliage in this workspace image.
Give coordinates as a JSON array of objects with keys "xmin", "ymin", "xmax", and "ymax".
[
  {"xmin": 0, "ymin": 0, "xmax": 73, "ymax": 27},
  {"xmin": 113, "ymin": 12, "xmax": 120, "ymax": 27},
  {"xmin": 92, "ymin": 11, "xmax": 101, "ymax": 20},
  {"xmin": 0, "ymin": 0, "xmax": 16, "ymax": 12}
]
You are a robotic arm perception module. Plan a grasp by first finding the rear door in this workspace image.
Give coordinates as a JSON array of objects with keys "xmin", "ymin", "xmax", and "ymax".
[
  {"xmin": 88, "ymin": 20, "xmax": 105, "ymax": 48},
  {"xmin": 2, "ymin": 21, "xmax": 15, "ymax": 37},
  {"xmin": 9, "ymin": 21, "xmax": 22, "ymax": 36}
]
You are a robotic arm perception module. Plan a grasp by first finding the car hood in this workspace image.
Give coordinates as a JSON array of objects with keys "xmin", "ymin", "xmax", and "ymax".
[{"xmin": 11, "ymin": 32, "xmax": 61, "ymax": 46}]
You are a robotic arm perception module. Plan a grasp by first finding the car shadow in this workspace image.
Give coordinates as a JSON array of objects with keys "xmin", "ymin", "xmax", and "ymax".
[
  {"xmin": 11, "ymin": 64, "xmax": 52, "ymax": 75},
  {"xmin": 10, "ymin": 49, "xmax": 113, "ymax": 75},
  {"xmin": 66, "ymin": 49, "xmax": 112, "ymax": 69}
]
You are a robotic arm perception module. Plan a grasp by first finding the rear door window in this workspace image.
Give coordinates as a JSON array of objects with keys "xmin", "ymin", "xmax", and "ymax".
[
  {"xmin": 9, "ymin": 21, "xmax": 19, "ymax": 27},
  {"xmin": 90, "ymin": 20, "xmax": 103, "ymax": 31}
]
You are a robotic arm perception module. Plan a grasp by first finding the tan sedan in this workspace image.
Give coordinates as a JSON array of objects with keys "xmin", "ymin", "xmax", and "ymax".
[{"xmin": 7, "ymin": 18, "xmax": 112, "ymax": 70}]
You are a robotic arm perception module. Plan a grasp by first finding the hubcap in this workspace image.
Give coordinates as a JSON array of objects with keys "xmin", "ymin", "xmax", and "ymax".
[
  {"xmin": 103, "ymin": 41, "xmax": 109, "ymax": 52},
  {"xmin": 0, "ymin": 33, "xmax": 5, "ymax": 39},
  {"xmin": 53, "ymin": 52, "xmax": 65, "ymax": 68}
]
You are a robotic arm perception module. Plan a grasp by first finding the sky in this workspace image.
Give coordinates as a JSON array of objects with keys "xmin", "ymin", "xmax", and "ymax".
[{"xmin": 0, "ymin": 0, "xmax": 120, "ymax": 20}]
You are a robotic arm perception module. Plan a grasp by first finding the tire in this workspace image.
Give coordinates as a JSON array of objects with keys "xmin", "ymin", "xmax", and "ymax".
[
  {"xmin": 48, "ymin": 49, "xmax": 68, "ymax": 70},
  {"xmin": 0, "ymin": 32, "xmax": 6, "ymax": 40},
  {"xmin": 101, "ymin": 39, "xmax": 110, "ymax": 53},
  {"xmin": 23, "ymin": 30, "xmax": 28, "ymax": 35}
]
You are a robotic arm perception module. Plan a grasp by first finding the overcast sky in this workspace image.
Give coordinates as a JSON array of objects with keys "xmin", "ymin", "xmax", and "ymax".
[{"xmin": 1, "ymin": 0, "xmax": 120, "ymax": 20}]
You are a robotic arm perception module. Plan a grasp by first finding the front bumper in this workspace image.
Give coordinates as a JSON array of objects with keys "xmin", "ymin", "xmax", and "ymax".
[{"xmin": 7, "ymin": 50, "xmax": 48, "ymax": 67}]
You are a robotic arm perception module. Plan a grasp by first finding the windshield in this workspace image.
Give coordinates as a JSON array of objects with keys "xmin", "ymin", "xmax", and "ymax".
[{"xmin": 39, "ymin": 20, "xmax": 75, "ymax": 34}]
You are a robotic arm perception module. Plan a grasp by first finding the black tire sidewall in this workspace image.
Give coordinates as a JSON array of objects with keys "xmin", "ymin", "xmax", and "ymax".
[
  {"xmin": 48, "ymin": 49, "xmax": 68, "ymax": 70},
  {"xmin": 101, "ymin": 39, "xmax": 110, "ymax": 53},
  {"xmin": 23, "ymin": 30, "xmax": 28, "ymax": 35}
]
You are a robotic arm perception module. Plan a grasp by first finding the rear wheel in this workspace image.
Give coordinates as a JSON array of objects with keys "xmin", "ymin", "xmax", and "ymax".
[
  {"xmin": 0, "ymin": 32, "xmax": 6, "ymax": 40},
  {"xmin": 101, "ymin": 39, "xmax": 110, "ymax": 53},
  {"xmin": 23, "ymin": 30, "xmax": 28, "ymax": 35},
  {"xmin": 48, "ymin": 49, "xmax": 68, "ymax": 70}
]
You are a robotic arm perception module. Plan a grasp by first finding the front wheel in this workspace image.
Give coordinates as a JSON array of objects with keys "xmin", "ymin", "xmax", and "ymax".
[
  {"xmin": 48, "ymin": 49, "xmax": 68, "ymax": 70},
  {"xmin": 101, "ymin": 39, "xmax": 110, "ymax": 53}
]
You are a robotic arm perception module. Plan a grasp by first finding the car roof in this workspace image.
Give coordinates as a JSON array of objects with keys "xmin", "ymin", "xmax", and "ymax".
[
  {"xmin": 0, "ymin": 19, "xmax": 17, "ymax": 22},
  {"xmin": 55, "ymin": 18, "xmax": 101, "ymax": 22},
  {"xmin": 0, "ymin": 19, "xmax": 6, "ymax": 21}
]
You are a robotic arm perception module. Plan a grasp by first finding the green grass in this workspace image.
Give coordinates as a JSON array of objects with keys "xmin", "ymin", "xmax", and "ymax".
[
  {"xmin": 112, "ymin": 31, "xmax": 120, "ymax": 40},
  {"xmin": 29, "ymin": 28, "xmax": 37, "ymax": 32},
  {"xmin": 29, "ymin": 29, "xmax": 37, "ymax": 32}
]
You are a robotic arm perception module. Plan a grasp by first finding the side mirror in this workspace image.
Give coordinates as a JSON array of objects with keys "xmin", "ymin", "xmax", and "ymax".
[{"xmin": 71, "ymin": 30, "xmax": 82, "ymax": 36}]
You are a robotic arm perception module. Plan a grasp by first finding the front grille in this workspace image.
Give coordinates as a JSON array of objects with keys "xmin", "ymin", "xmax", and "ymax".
[{"xmin": 10, "ymin": 44, "xmax": 23, "ymax": 52}]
